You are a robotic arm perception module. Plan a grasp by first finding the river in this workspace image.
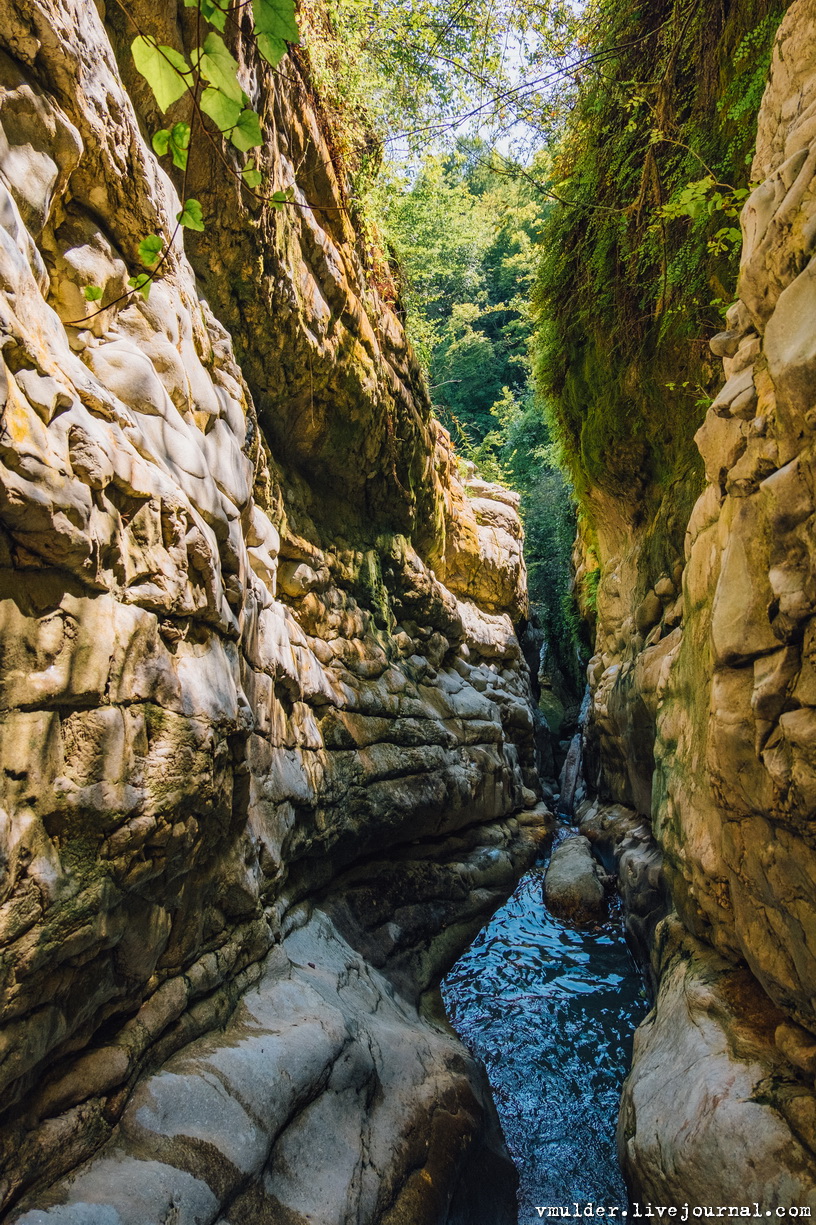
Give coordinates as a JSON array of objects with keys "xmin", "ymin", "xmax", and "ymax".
[{"xmin": 441, "ymin": 839, "xmax": 648, "ymax": 1222}]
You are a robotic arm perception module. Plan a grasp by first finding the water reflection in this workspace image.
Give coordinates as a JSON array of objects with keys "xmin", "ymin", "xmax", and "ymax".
[{"xmin": 442, "ymin": 857, "xmax": 648, "ymax": 1219}]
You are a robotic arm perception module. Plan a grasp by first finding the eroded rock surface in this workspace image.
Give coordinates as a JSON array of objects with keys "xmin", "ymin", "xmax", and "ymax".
[
  {"xmin": 576, "ymin": 0, "xmax": 816, "ymax": 1203},
  {"xmin": 619, "ymin": 921, "xmax": 816, "ymax": 1210},
  {"xmin": 0, "ymin": 2, "xmax": 548, "ymax": 1219}
]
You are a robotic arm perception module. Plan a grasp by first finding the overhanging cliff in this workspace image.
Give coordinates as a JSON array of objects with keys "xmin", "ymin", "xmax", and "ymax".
[{"xmin": 0, "ymin": 3, "xmax": 549, "ymax": 1221}]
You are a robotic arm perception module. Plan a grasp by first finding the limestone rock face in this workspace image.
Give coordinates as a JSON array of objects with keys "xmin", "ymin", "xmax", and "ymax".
[
  {"xmin": 579, "ymin": 0, "xmax": 816, "ymax": 1200},
  {"xmin": 654, "ymin": 0, "xmax": 816, "ymax": 1027},
  {"xmin": 0, "ymin": 3, "xmax": 548, "ymax": 1219},
  {"xmin": 619, "ymin": 921, "xmax": 816, "ymax": 1212}
]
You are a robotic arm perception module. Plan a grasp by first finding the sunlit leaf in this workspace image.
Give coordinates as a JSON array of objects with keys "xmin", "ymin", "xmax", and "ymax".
[
  {"xmin": 230, "ymin": 108, "xmax": 263, "ymax": 152},
  {"xmin": 138, "ymin": 234, "xmax": 164, "ymax": 267},
  {"xmin": 131, "ymin": 36, "xmax": 191, "ymax": 112},
  {"xmin": 200, "ymin": 86, "xmax": 242, "ymax": 131},
  {"xmin": 253, "ymin": 0, "xmax": 299, "ymax": 66},
  {"xmin": 253, "ymin": 0, "xmax": 299, "ymax": 42},
  {"xmin": 192, "ymin": 32, "xmax": 244, "ymax": 103},
  {"xmin": 255, "ymin": 32, "xmax": 288, "ymax": 67},
  {"xmin": 177, "ymin": 198, "xmax": 206, "ymax": 231},
  {"xmin": 83, "ymin": 285, "xmax": 103, "ymax": 302}
]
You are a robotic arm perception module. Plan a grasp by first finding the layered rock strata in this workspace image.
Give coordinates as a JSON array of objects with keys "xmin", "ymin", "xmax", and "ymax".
[
  {"xmin": 576, "ymin": 0, "xmax": 816, "ymax": 1202},
  {"xmin": 0, "ymin": 2, "xmax": 547, "ymax": 1220}
]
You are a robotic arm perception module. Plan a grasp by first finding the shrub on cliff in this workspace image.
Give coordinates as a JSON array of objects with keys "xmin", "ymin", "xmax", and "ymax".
[{"xmin": 533, "ymin": 0, "xmax": 787, "ymax": 558}]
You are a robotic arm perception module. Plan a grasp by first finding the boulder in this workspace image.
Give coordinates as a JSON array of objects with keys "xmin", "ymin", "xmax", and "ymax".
[{"xmin": 543, "ymin": 835, "xmax": 608, "ymax": 923}]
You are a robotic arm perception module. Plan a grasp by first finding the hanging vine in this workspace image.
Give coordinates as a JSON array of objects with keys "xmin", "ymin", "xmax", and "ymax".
[{"xmin": 78, "ymin": 0, "xmax": 299, "ymax": 313}]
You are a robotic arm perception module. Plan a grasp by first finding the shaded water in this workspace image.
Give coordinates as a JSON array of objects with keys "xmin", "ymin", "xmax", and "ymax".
[{"xmin": 441, "ymin": 846, "xmax": 648, "ymax": 1221}]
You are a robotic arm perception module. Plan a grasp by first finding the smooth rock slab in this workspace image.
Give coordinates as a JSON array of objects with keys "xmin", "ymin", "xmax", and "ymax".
[{"xmin": 11, "ymin": 910, "xmax": 517, "ymax": 1225}]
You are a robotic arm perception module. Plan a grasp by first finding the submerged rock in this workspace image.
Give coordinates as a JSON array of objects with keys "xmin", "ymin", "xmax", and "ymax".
[
  {"xmin": 577, "ymin": 800, "xmax": 669, "ymax": 987},
  {"xmin": 543, "ymin": 835, "xmax": 608, "ymax": 924}
]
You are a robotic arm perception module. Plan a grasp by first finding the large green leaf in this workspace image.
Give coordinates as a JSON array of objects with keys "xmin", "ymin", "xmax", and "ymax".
[
  {"xmin": 184, "ymin": 0, "xmax": 229, "ymax": 32},
  {"xmin": 192, "ymin": 32, "xmax": 244, "ymax": 103},
  {"xmin": 131, "ymin": 37, "xmax": 191, "ymax": 112},
  {"xmin": 253, "ymin": 0, "xmax": 299, "ymax": 66},
  {"xmin": 152, "ymin": 121, "xmax": 191, "ymax": 169},
  {"xmin": 255, "ymin": 33, "xmax": 286, "ymax": 68},
  {"xmin": 200, "ymin": 86, "xmax": 242, "ymax": 131},
  {"xmin": 138, "ymin": 235, "xmax": 164, "ymax": 267},
  {"xmin": 253, "ymin": 0, "xmax": 298, "ymax": 41},
  {"xmin": 177, "ymin": 199, "xmax": 206, "ymax": 231},
  {"xmin": 230, "ymin": 108, "xmax": 263, "ymax": 152}
]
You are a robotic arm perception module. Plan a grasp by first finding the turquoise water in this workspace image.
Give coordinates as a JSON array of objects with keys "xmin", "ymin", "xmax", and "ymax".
[{"xmin": 441, "ymin": 852, "xmax": 648, "ymax": 1221}]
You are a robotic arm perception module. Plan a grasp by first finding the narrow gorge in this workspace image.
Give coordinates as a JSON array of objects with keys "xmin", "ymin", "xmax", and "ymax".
[{"xmin": 0, "ymin": 0, "xmax": 814, "ymax": 1221}]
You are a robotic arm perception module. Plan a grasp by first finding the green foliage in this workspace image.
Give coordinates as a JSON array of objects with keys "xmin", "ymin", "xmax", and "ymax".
[
  {"xmin": 254, "ymin": 0, "xmax": 301, "ymax": 66},
  {"xmin": 657, "ymin": 175, "xmax": 750, "ymax": 261},
  {"xmin": 377, "ymin": 145, "xmax": 548, "ymax": 439},
  {"xmin": 72, "ymin": 0, "xmax": 299, "ymax": 316},
  {"xmin": 533, "ymin": 0, "xmax": 787, "ymax": 560},
  {"xmin": 377, "ymin": 143, "xmax": 582, "ymax": 678},
  {"xmin": 231, "ymin": 108, "xmax": 264, "ymax": 151},
  {"xmin": 721, "ymin": 10, "xmax": 784, "ymax": 131},
  {"xmin": 299, "ymin": 0, "xmax": 583, "ymax": 184},
  {"xmin": 177, "ymin": 198, "xmax": 206, "ymax": 231},
  {"xmin": 581, "ymin": 567, "xmax": 600, "ymax": 615},
  {"xmin": 131, "ymin": 37, "xmax": 191, "ymax": 110},
  {"xmin": 193, "ymin": 32, "xmax": 244, "ymax": 101},
  {"xmin": 199, "ymin": 85, "xmax": 242, "ymax": 131},
  {"xmin": 130, "ymin": 0, "xmax": 300, "ymax": 212},
  {"xmin": 152, "ymin": 121, "xmax": 190, "ymax": 169},
  {"xmin": 137, "ymin": 234, "xmax": 163, "ymax": 266}
]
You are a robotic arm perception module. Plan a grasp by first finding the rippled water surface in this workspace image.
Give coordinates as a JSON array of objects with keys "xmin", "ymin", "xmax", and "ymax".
[{"xmin": 441, "ymin": 850, "xmax": 648, "ymax": 1221}]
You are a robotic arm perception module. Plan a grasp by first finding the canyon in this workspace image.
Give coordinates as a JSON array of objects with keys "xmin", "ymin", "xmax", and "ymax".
[
  {"xmin": 575, "ymin": 0, "xmax": 816, "ymax": 1205},
  {"xmin": 0, "ymin": 0, "xmax": 815, "ymax": 1220}
]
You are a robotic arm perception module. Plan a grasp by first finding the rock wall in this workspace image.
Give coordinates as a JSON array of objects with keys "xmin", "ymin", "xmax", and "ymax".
[
  {"xmin": 576, "ymin": 0, "xmax": 816, "ymax": 1202},
  {"xmin": 0, "ymin": 2, "xmax": 548, "ymax": 1220}
]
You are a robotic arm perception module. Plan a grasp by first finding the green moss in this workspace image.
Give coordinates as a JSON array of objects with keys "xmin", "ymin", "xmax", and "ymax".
[
  {"xmin": 534, "ymin": 0, "xmax": 788, "ymax": 570},
  {"xmin": 582, "ymin": 567, "xmax": 601, "ymax": 615}
]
